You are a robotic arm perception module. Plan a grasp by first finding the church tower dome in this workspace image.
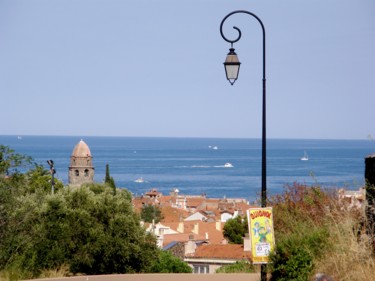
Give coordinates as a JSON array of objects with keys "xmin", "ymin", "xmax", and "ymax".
[{"xmin": 68, "ymin": 139, "xmax": 95, "ymax": 186}]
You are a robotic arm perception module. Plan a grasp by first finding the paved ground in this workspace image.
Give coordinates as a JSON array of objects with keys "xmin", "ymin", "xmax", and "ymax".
[{"xmin": 24, "ymin": 273, "xmax": 261, "ymax": 281}]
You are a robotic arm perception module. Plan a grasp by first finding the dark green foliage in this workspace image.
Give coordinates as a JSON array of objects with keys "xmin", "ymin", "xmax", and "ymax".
[
  {"xmin": 81, "ymin": 182, "xmax": 106, "ymax": 194},
  {"xmin": 269, "ymin": 227, "xmax": 328, "ymax": 281},
  {"xmin": 25, "ymin": 164, "xmax": 64, "ymax": 194},
  {"xmin": 0, "ymin": 187, "xmax": 159, "ymax": 279},
  {"xmin": 104, "ymin": 163, "xmax": 116, "ymax": 194},
  {"xmin": 215, "ymin": 260, "xmax": 255, "ymax": 273},
  {"xmin": 0, "ymin": 147, "xmax": 162, "ymax": 279},
  {"xmin": 0, "ymin": 145, "xmax": 33, "ymax": 176},
  {"xmin": 141, "ymin": 204, "xmax": 164, "ymax": 223},
  {"xmin": 149, "ymin": 250, "xmax": 192, "ymax": 273},
  {"xmin": 223, "ymin": 215, "xmax": 248, "ymax": 244},
  {"xmin": 268, "ymin": 183, "xmax": 333, "ymax": 281},
  {"xmin": 0, "ymin": 149, "xmax": 64, "ymax": 264}
]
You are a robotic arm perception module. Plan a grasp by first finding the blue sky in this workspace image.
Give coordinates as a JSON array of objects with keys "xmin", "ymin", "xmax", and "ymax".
[{"xmin": 1, "ymin": 0, "xmax": 374, "ymax": 140}]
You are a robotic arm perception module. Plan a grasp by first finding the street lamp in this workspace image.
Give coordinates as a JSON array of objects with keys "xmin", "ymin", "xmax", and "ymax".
[
  {"xmin": 47, "ymin": 160, "xmax": 56, "ymax": 194},
  {"xmin": 220, "ymin": 10, "xmax": 267, "ymax": 280},
  {"xmin": 220, "ymin": 9, "xmax": 266, "ymax": 207}
]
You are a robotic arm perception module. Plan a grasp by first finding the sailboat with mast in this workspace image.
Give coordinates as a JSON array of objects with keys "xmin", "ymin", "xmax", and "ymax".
[{"xmin": 300, "ymin": 150, "xmax": 309, "ymax": 161}]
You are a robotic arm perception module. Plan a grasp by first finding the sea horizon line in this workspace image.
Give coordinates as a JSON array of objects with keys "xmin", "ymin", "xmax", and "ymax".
[{"xmin": 0, "ymin": 134, "xmax": 371, "ymax": 142}]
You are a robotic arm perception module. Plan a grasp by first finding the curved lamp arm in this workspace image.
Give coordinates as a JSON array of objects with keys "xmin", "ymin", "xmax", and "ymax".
[{"xmin": 220, "ymin": 10, "xmax": 266, "ymax": 81}]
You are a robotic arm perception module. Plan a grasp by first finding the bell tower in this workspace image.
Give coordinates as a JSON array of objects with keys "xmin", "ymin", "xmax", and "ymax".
[{"xmin": 68, "ymin": 139, "xmax": 95, "ymax": 186}]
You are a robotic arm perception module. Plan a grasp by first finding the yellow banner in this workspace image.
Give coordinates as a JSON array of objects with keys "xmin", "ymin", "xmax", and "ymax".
[{"xmin": 247, "ymin": 207, "xmax": 275, "ymax": 264}]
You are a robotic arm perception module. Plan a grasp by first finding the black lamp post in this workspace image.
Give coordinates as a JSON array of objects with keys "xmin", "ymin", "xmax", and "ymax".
[
  {"xmin": 220, "ymin": 10, "xmax": 267, "ymax": 280},
  {"xmin": 47, "ymin": 160, "xmax": 56, "ymax": 195}
]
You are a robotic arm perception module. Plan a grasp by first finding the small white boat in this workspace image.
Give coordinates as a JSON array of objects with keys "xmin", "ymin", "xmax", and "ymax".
[
  {"xmin": 301, "ymin": 151, "xmax": 309, "ymax": 161},
  {"xmin": 212, "ymin": 146, "xmax": 218, "ymax": 150},
  {"xmin": 224, "ymin": 162, "xmax": 234, "ymax": 168},
  {"xmin": 134, "ymin": 177, "xmax": 145, "ymax": 183}
]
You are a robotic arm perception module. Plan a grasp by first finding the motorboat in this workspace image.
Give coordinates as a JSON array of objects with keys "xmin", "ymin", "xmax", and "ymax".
[
  {"xmin": 134, "ymin": 177, "xmax": 145, "ymax": 183},
  {"xmin": 224, "ymin": 163, "xmax": 234, "ymax": 168}
]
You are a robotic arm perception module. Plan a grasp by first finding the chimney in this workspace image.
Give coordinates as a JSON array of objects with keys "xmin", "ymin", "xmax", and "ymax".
[
  {"xmin": 185, "ymin": 235, "xmax": 196, "ymax": 255},
  {"xmin": 192, "ymin": 222, "xmax": 199, "ymax": 235},
  {"xmin": 156, "ymin": 232, "xmax": 164, "ymax": 249},
  {"xmin": 216, "ymin": 220, "xmax": 221, "ymax": 231},
  {"xmin": 177, "ymin": 222, "xmax": 184, "ymax": 233},
  {"xmin": 243, "ymin": 234, "xmax": 251, "ymax": 251}
]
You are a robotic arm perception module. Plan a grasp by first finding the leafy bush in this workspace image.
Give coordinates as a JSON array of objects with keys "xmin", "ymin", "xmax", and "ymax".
[
  {"xmin": 0, "ymin": 184, "xmax": 159, "ymax": 279},
  {"xmin": 141, "ymin": 204, "xmax": 164, "ymax": 223},
  {"xmin": 269, "ymin": 226, "xmax": 328, "ymax": 281},
  {"xmin": 150, "ymin": 250, "xmax": 192, "ymax": 273},
  {"xmin": 223, "ymin": 215, "xmax": 248, "ymax": 244}
]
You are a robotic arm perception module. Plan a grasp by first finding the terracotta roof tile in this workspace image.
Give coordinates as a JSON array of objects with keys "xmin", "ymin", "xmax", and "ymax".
[
  {"xmin": 161, "ymin": 206, "xmax": 188, "ymax": 223},
  {"xmin": 188, "ymin": 244, "xmax": 252, "ymax": 260},
  {"xmin": 163, "ymin": 233, "xmax": 205, "ymax": 247},
  {"xmin": 186, "ymin": 198, "xmax": 205, "ymax": 207},
  {"xmin": 161, "ymin": 220, "xmax": 225, "ymax": 244}
]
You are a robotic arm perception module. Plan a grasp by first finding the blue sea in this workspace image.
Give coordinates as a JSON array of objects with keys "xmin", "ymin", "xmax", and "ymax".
[{"xmin": 1, "ymin": 135, "xmax": 374, "ymax": 202}]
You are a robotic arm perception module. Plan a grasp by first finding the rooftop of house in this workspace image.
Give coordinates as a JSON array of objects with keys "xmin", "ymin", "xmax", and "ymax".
[
  {"xmin": 133, "ymin": 189, "xmax": 252, "ymax": 220},
  {"xmin": 186, "ymin": 244, "xmax": 251, "ymax": 260},
  {"xmin": 159, "ymin": 220, "xmax": 225, "ymax": 245},
  {"xmin": 144, "ymin": 188, "xmax": 162, "ymax": 197},
  {"xmin": 162, "ymin": 233, "xmax": 206, "ymax": 247},
  {"xmin": 134, "ymin": 189, "xmax": 252, "ymax": 249}
]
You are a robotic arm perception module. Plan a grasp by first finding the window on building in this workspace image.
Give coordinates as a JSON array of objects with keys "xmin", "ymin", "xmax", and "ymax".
[
  {"xmin": 75, "ymin": 170, "xmax": 79, "ymax": 176},
  {"xmin": 84, "ymin": 169, "xmax": 89, "ymax": 177},
  {"xmin": 193, "ymin": 265, "xmax": 209, "ymax": 274}
]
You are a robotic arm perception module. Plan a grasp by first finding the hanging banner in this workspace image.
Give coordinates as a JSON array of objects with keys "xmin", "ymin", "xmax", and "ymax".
[{"xmin": 247, "ymin": 207, "xmax": 275, "ymax": 264}]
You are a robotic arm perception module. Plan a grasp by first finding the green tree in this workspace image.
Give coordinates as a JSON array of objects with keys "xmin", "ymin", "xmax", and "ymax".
[
  {"xmin": 0, "ymin": 148, "xmax": 150, "ymax": 279},
  {"xmin": 223, "ymin": 215, "xmax": 248, "ymax": 244},
  {"xmin": 0, "ymin": 149, "xmax": 64, "ymax": 258},
  {"xmin": 104, "ymin": 163, "xmax": 116, "ymax": 194},
  {"xmin": 0, "ymin": 145, "xmax": 33, "ymax": 176},
  {"xmin": 25, "ymin": 164, "xmax": 64, "ymax": 194},
  {"xmin": 82, "ymin": 182, "xmax": 106, "ymax": 194},
  {"xmin": 150, "ymin": 250, "xmax": 192, "ymax": 273},
  {"xmin": 141, "ymin": 204, "xmax": 164, "ymax": 223},
  {"xmin": 0, "ymin": 184, "xmax": 160, "ymax": 279}
]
